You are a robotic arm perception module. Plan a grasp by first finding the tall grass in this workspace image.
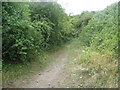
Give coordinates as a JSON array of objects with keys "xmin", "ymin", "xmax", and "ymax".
[{"xmin": 67, "ymin": 39, "xmax": 118, "ymax": 88}]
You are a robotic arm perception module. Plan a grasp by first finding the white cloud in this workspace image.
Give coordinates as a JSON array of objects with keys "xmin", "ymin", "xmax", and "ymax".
[{"xmin": 57, "ymin": 0, "xmax": 119, "ymax": 15}]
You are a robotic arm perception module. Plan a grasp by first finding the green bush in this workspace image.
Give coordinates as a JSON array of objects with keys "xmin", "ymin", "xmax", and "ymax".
[
  {"xmin": 79, "ymin": 3, "xmax": 118, "ymax": 55},
  {"xmin": 2, "ymin": 2, "xmax": 72, "ymax": 63}
]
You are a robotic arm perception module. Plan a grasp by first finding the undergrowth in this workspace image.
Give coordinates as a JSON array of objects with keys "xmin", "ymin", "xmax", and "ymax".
[{"xmin": 67, "ymin": 39, "xmax": 118, "ymax": 88}]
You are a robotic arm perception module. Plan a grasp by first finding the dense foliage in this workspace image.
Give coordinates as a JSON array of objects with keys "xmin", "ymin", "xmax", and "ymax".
[
  {"xmin": 84, "ymin": 3, "xmax": 118, "ymax": 54},
  {"xmin": 68, "ymin": 3, "xmax": 118, "ymax": 87},
  {"xmin": 72, "ymin": 3, "xmax": 118, "ymax": 55},
  {"xmin": 29, "ymin": 2, "xmax": 72, "ymax": 47},
  {"xmin": 2, "ymin": 2, "xmax": 72, "ymax": 63},
  {"xmin": 69, "ymin": 11, "xmax": 95, "ymax": 37},
  {"xmin": 2, "ymin": 1, "xmax": 118, "ymax": 88},
  {"xmin": 2, "ymin": 2, "xmax": 118, "ymax": 64}
]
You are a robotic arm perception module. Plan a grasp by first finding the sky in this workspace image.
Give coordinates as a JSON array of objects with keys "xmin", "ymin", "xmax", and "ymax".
[{"xmin": 57, "ymin": 0, "xmax": 119, "ymax": 15}]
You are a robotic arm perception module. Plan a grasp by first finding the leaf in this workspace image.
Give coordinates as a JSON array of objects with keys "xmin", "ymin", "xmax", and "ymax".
[{"xmin": 19, "ymin": 52, "xmax": 27, "ymax": 55}]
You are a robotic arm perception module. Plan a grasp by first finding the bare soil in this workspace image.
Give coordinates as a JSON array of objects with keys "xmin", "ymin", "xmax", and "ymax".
[{"xmin": 22, "ymin": 45, "xmax": 70, "ymax": 88}]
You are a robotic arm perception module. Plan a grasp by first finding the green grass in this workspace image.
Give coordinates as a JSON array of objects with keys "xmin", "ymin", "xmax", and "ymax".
[
  {"xmin": 66, "ymin": 39, "xmax": 118, "ymax": 88},
  {"xmin": 76, "ymin": 52, "xmax": 118, "ymax": 88}
]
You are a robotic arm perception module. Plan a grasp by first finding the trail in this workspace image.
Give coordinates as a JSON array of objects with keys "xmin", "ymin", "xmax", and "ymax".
[
  {"xmin": 9, "ymin": 42, "xmax": 118, "ymax": 88},
  {"xmin": 22, "ymin": 45, "xmax": 70, "ymax": 88}
]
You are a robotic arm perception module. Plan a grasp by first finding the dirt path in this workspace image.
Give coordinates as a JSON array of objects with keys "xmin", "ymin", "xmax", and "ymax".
[
  {"xmin": 4, "ymin": 41, "xmax": 117, "ymax": 88},
  {"xmin": 22, "ymin": 45, "xmax": 70, "ymax": 88}
]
